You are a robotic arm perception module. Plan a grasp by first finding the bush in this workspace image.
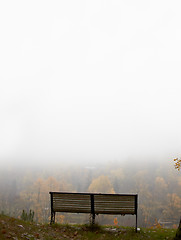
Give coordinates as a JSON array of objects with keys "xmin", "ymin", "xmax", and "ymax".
[{"xmin": 21, "ymin": 209, "xmax": 34, "ymax": 222}]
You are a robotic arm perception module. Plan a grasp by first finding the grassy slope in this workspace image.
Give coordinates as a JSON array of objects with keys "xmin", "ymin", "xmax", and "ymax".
[{"xmin": 0, "ymin": 214, "xmax": 176, "ymax": 240}]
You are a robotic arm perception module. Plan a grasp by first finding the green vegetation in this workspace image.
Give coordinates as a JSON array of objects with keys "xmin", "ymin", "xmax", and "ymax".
[
  {"xmin": 21, "ymin": 209, "xmax": 34, "ymax": 222},
  {"xmin": 0, "ymin": 214, "xmax": 176, "ymax": 240}
]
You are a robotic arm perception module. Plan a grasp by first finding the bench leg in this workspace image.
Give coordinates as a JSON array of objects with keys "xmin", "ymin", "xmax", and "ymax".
[
  {"xmin": 136, "ymin": 213, "xmax": 138, "ymax": 232},
  {"xmin": 50, "ymin": 211, "xmax": 55, "ymax": 224},
  {"xmin": 91, "ymin": 213, "xmax": 95, "ymax": 225}
]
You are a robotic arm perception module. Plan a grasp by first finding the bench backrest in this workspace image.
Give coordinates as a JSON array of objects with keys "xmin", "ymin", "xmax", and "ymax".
[
  {"xmin": 51, "ymin": 192, "xmax": 91, "ymax": 213},
  {"xmin": 50, "ymin": 192, "xmax": 137, "ymax": 215},
  {"xmin": 94, "ymin": 194, "xmax": 136, "ymax": 215}
]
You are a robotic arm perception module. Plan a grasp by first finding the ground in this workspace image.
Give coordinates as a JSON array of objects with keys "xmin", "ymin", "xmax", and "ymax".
[{"xmin": 0, "ymin": 214, "xmax": 177, "ymax": 240}]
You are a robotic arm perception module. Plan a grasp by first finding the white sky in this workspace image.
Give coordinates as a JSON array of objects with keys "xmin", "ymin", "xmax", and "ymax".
[{"xmin": 0, "ymin": 0, "xmax": 181, "ymax": 164}]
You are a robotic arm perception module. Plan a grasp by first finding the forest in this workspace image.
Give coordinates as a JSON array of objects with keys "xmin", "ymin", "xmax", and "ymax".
[{"xmin": 0, "ymin": 158, "xmax": 181, "ymax": 229}]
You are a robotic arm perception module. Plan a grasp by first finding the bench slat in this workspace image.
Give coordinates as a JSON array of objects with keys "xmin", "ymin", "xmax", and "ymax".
[{"xmin": 54, "ymin": 209, "xmax": 91, "ymax": 213}]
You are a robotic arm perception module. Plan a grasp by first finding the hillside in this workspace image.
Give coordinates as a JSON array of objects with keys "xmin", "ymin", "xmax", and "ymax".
[{"xmin": 0, "ymin": 214, "xmax": 177, "ymax": 240}]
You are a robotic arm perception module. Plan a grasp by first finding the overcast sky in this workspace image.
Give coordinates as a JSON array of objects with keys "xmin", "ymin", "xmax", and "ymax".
[{"xmin": 0, "ymin": 0, "xmax": 181, "ymax": 165}]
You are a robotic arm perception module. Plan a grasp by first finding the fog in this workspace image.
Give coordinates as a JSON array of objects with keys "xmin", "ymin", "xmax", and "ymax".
[{"xmin": 1, "ymin": 0, "xmax": 181, "ymax": 166}]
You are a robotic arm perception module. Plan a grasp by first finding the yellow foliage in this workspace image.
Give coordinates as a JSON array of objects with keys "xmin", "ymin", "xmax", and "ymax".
[
  {"xmin": 167, "ymin": 193, "xmax": 181, "ymax": 209},
  {"xmin": 174, "ymin": 158, "xmax": 181, "ymax": 171},
  {"xmin": 19, "ymin": 176, "xmax": 71, "ymax": 223},
  {"xmin": 88, "ymin": 175, "xmax": 115, "ymax": 194},
  {"xmin": 155, "ymin": 177, "xmax": 168, "ymax": 189},
  {"xmin": 46, "ymin": 177, "xmax": 60, "ymax": 191}
]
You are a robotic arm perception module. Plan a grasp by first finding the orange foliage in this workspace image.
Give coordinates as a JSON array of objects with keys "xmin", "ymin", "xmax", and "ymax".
[
  {"xmin": 173, "ymin": 224, "xmax": 178, "ymax": 229},
  {"xmin": 174, "ymin": 158, "xmax": 181, "ymax": 171},
  {"xmin": 114, "ymin": 217, "xmax": 118, "ymax": 226},
  {"xmin": 150, "ymin": 219, "xmax": 163, "ymax": 229}
]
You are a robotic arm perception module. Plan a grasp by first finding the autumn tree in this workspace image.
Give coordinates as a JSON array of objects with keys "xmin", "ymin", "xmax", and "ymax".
[
  {"xmin": 174, "ymin": 158, "xmax": 181, "ymax": 171},
  {"xmin": 154, "ymin": 177, "xmax": 168, "ymax": 213},
  {"xmin": 173, "ymin": 158, "xmax": 181, "ymax": 240},
  {"xmin": 20, "ymin": 176, "xmax": 65, "ymax": 223},
  {"xmin": 88, "ymin": 175, "xmax": 115, "ymax": 194},
  {"xmin": 164, "ymin": 193, "xmax": 181, "ymax": 221},
  {"xmin": 133, "ymin": 170, "xmax": 154, "ymax": 227},
  {"xmin": 27, "ymin": 178, "xmax": 48, "ymax": 222}
]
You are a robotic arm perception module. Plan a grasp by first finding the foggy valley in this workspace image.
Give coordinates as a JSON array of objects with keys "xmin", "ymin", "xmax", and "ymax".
[{"xmin": 0, "ymin": 158, "xmax": 180, "ymax": 228}]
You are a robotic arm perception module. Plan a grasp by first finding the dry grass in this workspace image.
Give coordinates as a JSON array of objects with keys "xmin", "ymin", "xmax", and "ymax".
[{"xmin": 0, "ymin": 214, "xmax": 177, "ymax": 240}]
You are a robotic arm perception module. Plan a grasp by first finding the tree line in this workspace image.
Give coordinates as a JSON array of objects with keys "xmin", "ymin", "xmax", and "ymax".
[{"xmin": 0, "ymin": 159, "xmax": 180, "ymax": 228}]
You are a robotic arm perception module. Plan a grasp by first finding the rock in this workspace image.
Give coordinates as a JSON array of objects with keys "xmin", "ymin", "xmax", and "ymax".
[{"xmin": 18, "ymin": 225, "xmax": 24, "ymax": 229}]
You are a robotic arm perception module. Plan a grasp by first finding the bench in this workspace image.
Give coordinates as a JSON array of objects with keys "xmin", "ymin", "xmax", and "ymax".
[{"xmin": 49, "ymin": 192, "xmax": 138, "ymax": 231}]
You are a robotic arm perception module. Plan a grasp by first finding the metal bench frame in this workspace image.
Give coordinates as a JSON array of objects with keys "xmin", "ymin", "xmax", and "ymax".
[{"xmin": 49, "ymin": 192, "xmax": 138, "ymax": 232}]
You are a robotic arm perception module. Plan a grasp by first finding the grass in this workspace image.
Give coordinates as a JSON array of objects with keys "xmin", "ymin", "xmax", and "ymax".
[{"xmin": 0, "ymin": 214, "xmax": 177, "ymax": 239}]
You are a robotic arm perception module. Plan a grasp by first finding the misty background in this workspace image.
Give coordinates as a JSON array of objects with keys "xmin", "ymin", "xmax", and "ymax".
[{"xmin": 1, "ymin": 0, "xmax": 181, "ymax": 166}]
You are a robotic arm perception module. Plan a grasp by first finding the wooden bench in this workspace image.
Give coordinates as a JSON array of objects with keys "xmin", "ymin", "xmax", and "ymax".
[{"xmin": 49, "ymin": 192, "xmax": 138, "ymax": 231}]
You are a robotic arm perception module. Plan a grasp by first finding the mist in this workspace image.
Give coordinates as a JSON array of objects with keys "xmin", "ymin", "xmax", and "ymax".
[{"xmin": 1, "ymin": 0, "xmax": 181, "ymax": 167}]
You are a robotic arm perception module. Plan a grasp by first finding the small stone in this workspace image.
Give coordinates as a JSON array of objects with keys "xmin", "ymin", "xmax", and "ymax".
[{"xmin": 18, "ymin": 225, "xmax": 24, "ymax": 229}]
